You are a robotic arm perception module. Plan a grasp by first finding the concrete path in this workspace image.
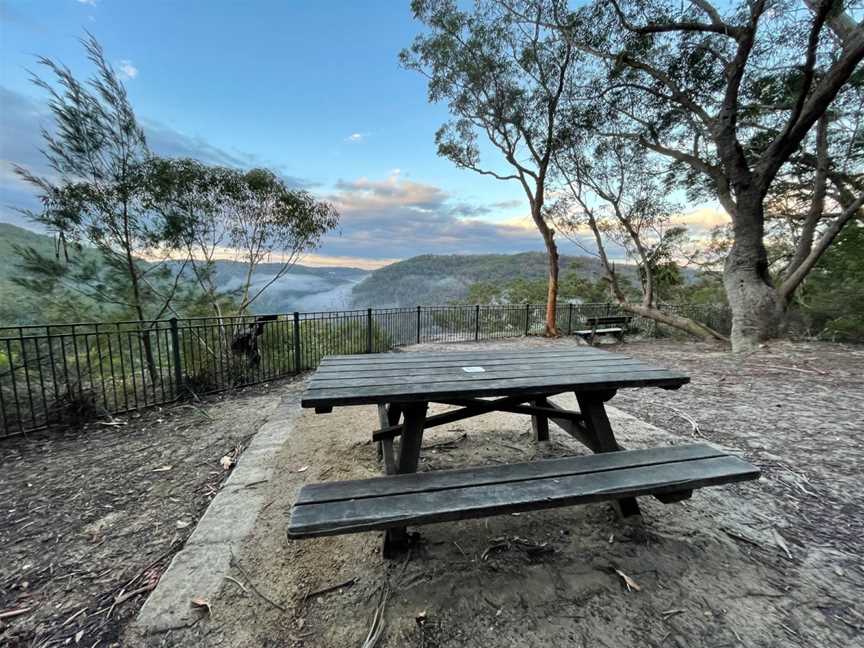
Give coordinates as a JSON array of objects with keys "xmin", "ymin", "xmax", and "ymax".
[{"xmin": 135, "ymin": 392, "xmax": 300, "ymax": 634}]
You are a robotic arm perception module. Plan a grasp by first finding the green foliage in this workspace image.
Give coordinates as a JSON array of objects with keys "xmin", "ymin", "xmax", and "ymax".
[{"xmin": 799, "ymin": 223, "xmax": 864, "ymax": 341}]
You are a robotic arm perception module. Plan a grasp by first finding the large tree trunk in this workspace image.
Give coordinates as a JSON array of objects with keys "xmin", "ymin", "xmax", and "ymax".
[
  {"xmin": 723, "ymin": 195, "xmax": 783, "ymax": 351},
  {"xmin": 541, "ymin": 225, "xmax": 560, "ymax": 336}
]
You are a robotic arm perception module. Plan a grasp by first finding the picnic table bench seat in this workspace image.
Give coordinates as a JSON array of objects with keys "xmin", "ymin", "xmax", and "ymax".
[{"xmin": 287, "ymin": 443, "xmax": 759, "ymax": 539}]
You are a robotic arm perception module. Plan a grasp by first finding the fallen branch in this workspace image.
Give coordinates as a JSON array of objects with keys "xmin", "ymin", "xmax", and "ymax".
[
  {"xmin": 666, "ymin": 406, "xmax": 703, "ymax": 437},
  {"xmin": 225, "ymin": 576, "xmax": 249, "ymax": 594},
  {"xmin": 303, "ymin": 578, "xmax": 357, "ymax": 602},
  {"xmin": 361, "ymin": 585, "xmax": 389, "ymax": 648},
  {"xmin": 753, "ymin": 364, "xmax": 828, "ymax": 376},
  {"xmin": 0, "ymin": 607, "xmax": 32, "ymax": 620},
  {"xmin": 105, "ymin": 583, "xmax": 157, "ymax": 619},
  {"xmin": 229, "ymin": 550, "xmax": 286, "ymax": 612}
]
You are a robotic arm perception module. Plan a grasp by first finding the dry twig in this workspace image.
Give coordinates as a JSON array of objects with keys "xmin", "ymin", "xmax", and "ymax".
[
  {"xmin": 361, "ymin": 585, "xmax": 390, "ymax": 648},
  {"xmin": 229, "ymin": 550, "xmax": 286, "ymax": 612}
]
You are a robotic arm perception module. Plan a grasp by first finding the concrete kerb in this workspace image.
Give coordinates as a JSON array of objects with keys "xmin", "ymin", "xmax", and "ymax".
[{"xmin": 135, "ymin": 394, "xmax": 298, "ymax": 635}]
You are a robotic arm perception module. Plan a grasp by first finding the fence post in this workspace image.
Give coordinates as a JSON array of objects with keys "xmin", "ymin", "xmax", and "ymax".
[
  {"xmin": 474, "ymin": 304, "xmax": 481, "ymax": 341},
  {"xmin": 524, "ymin": 303, "xmax": 531, "ymax": 336},
  {"xmin": 169, "ymin": 317, "xmax": 183, "ymax": 396},
  {"xmin": 416, "ymin": 306, "xmax": 421, "ymax": 344},
  {"xmin": 293, "ymin": 312, "xmax": 301, "ymax": 373},
  {"xmin": 366, "ymin": 308, "xmax": 373, "ymax": 353},
  {"xmin": 567, "ymin": 303, "xmax": 574, "ymax": 336}
]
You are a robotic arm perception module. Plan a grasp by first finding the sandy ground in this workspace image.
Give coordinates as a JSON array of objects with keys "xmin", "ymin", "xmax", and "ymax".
[
  {"xmin": 127, "ymin": 337, "xmax": 864, "ymax": 648},
  {"xmin": 0, "ymin": 384, "xmax": 295, "ymax": 648}
]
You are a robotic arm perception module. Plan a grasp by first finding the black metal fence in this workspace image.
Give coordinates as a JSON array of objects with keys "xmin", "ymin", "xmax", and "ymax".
[{"xmin": 0, "ymin": 302, "xmax": 729, "ymax": 436}]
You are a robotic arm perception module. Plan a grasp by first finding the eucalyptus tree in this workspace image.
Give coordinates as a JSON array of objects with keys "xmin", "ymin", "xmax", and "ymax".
[
  {"xmin": 553, "ymin": 139, "xmax": 727, "ymax": 340},
  {"xmin": 141, "ymin": 160, "xmax": 339, "ymax": 317},
  {"xmin": 224, "ymin": 169, "xmax": 339, "ymax": 315},
  {"xmin": 402, "ymin": 0, "xmax": 577, "ymax": 335},
  {"xmin": 529, "ymin": 0, "xmax": 864, "ymax": 350}
]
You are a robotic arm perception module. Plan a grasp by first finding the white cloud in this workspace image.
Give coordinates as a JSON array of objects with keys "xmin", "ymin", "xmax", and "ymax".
[
  {"xmin": 345, "ymin": 132, "xmax": 367, "ymax": 143},
  {"xmin": 118, "ymin": 60, "xmax": 138, "ymax": 80},
  {"xmin": 76, "ymin": 0, "xmax": 98, "ymax": 6}
]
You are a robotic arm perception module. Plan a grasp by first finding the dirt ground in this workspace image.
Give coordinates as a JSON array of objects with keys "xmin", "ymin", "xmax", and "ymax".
[
  {"xmin": 128, "ymin": 337, "xmax": 863, "ymax": 648},
  {"xmin": 0, "ymin": 384, "xmax": 295, "ymax": 648}
]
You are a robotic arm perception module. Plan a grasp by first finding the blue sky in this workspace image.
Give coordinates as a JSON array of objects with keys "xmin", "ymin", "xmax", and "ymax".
[{"xmin": 0, "ymin": 0, "xmax": 723, "ymax": 268}]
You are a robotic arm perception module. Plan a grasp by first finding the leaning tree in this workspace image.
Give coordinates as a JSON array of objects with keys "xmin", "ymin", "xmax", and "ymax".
[
  {"xmin": 507, "ymin": 0, "xmax": 864, "ymax": 350},
  {"xmin": 402, "ymin": 0, "xmax": 578, "ymax": 335},
  {"xmin": 552, "ymin": 137, "xmax": 729, "ymax": 341}
]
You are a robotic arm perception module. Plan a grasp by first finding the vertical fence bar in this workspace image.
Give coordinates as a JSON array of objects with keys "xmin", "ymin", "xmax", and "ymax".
[
  {"xmin": 524, "ymin": 303, "xmax": 530, "ymax": 336},
  {"xmin": 366, "ymin": 308, "xmax": 373, "ymax": 353},
  {"xmin": 474, "ymin": 304, "xmax": 480, "ymax": 341},
  {"xmin": 567, "ymin": 303, "xmax": 574, "ymax": 336},
  {"xmin": 416, "ymin": 306, "xmax": 421, "ymax": 344},
  {"xmin": 293, "ymin": 312, "xmax": 301, "ymax": 373},
  {"xmin": 170, "ymin": 318, "xmax": 183, "ymax": 398}
]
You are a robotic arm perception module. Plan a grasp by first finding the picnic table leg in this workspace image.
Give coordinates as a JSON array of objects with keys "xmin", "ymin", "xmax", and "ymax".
[
  {"xmin": 575, "ymin": 391, "xmax": 641, "ymax": 518},
  {"xmin": 531, "ymin": 397, "xmax": 550, "ymax": 442},
  {"xmin": 376, "ymin": 403, "xmax": 402, "ymax": 473},
  {"xmin": 383, "ymin": 401, "xmax": 428, "ymax": 557}
]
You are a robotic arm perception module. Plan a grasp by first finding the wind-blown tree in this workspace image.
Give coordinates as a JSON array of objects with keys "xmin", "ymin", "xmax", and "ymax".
[
  {"xmin": 553, "ymin": 139, "xmax": 727, "ymax": 340},
  {"xmin": 13, "ymin": 34, "xmax": 188, "ymax": 379},
  {"xmin": 138, "ymin": 158, "xmax": 239, "ymax": 317},
  {"xmin": 402, "ymin": 0, "xmax": 577, "ymax": 335},
  {"xmin": 142, "ymin": 159, "xmax": 339, "ymax": 317},
  {"xmin": 518, "ymin": 0, "xmax": 864, "ymax": 350},
  {"xmin": 224, "ymin": 169, "xmax": 339, "ymax": 314}
]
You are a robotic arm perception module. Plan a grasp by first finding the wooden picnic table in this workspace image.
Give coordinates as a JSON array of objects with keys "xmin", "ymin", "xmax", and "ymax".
[{"xmin": 292, "ymin": 347, "xmax": 759, "ymax": 556}]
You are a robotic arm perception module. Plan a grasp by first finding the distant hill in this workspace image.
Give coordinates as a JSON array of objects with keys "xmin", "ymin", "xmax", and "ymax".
[
  {"xmin": 0, "ymin": 223, "xmax": 368, "ymax": 324},
  {"xmin": 350, "ymin": 252, "xmax": 634, "ymax": 307}
]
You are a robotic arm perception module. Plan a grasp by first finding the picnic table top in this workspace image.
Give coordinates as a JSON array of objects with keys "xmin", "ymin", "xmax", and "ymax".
[{"xmin": 301, "ymin": 347, "xmax": 689, "ymax": 409}]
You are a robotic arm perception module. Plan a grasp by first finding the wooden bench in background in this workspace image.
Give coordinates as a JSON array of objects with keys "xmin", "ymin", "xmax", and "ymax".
[{"xmin": 574, "ymin": 315, "xmax": 633, "ymax": 344}]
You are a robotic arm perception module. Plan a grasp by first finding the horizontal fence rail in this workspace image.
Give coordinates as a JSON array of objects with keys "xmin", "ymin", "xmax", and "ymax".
[{"xmin": 0, "ymin": 302, "xmax": 730, "ymax": 436}]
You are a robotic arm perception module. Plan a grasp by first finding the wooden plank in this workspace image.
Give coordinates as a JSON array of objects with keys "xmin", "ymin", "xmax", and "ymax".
[
  {"xmin": 308, "ymin": 362, "xmax": 658, "ymax": 390},
  {"xmin": 316, "ymin": 354, "xmax": 625, "ymax": 373},
  {"xmin": 311, "ymin": 359, "xmax": 648, "ymax": 382},
  {"xmin": 288, "ymin": 455, "xmax": 760, "ymax": 537},
  {"xmin": 308, "ymin": 364, "xmax": 680, "ymax": 391},
  {"xmin": 371, "ymin": 395, "xmax": 572, "ymax": 442},
  {"xmin": 301, "ymin": 369, "xmax": 688, "ymax": 408},
  {"xmin": 295, "ymin": 443, "xmax": 727, "ymax": 504},
  {"xmin": 312, "ymin": 356, "xmax": 642, "ymax": 378},
  {"xmin": 319, "ymin": 349, "xmax": 614, "ymax": 364}
]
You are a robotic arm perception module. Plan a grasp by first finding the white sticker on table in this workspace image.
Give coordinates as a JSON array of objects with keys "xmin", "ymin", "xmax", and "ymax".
[{"xmin": 462, "ymin": 366, "xmax": 485, "ymax": 373}]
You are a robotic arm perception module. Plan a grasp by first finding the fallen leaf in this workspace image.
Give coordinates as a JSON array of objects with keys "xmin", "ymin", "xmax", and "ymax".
[
  {"xmin": 176, "ymin": 520, "xmax": 190, "ymax": 529},
  {"xmin": 75, "ymin": 629, "xmax": 84, "ymax": 644},
  {"xmin": 614, "ymin": 569, "xmax": 641, "ymax": 592},
  {"xmin": 297, "ymin": 465, "xmax": 309, "ymax": 473},
  {"xmin": 415, "ymin": 610, "xmax": 427, "ymax": 626},
  {"xmin": 152, "ymin": 466, "xmax": 172, "ymax": 473},
  {"xmin": 772, "ymin": 528, "xmax": 792, "ymax": 559},
  {"xmin": 220, "ymin": 455, "xmax": 234, "ymax": 470},
  {"xmin": 191, "ymin": 597, "xmax": 211, "ymax": 615}
]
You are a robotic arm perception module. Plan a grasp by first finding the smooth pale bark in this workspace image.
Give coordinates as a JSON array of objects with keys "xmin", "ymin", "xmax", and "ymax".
[{"xmin": 722, "ymin": 192, "xmax": 783, "ymax": 349}]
